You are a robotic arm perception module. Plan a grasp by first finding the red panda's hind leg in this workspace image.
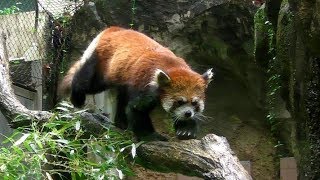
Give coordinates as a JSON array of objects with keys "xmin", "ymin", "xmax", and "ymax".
[
  {"xmin": 70, "ymin": 53, "xmax": 108, "ymax": 107},
  {"xmin": 114, "ymin": 86, "xmax": 129, "ymax": 129},
  {"xmin": 70, "ymin": 87, "xmax": 86, "ymax": 108}
]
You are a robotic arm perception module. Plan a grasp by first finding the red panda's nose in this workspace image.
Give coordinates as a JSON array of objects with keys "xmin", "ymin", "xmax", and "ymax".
[{"xmin": 185, "ymin": 110, "xmax": 192, "ymax": 118}]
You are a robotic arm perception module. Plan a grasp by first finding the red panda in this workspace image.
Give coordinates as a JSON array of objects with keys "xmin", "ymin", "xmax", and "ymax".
[{"xmin": 59, "ymin": 26, "xmax": 213, "ymax": 140}]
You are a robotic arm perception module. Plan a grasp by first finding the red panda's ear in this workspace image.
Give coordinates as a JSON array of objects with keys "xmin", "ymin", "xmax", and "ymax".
[
  {"xmin": 154, "ymin": 69, "xmax": 171, "ymax": 87},
  {"xmin": 202, "ymin": 68, "xmax": 214, "ymax": 85}
]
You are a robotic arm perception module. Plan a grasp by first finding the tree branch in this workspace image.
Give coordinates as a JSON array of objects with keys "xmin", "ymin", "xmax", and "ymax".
[
  {"xmin": 0, "ymin": 32, "xmax": 251, "ymax": 179},
  {"xmin": 138, "ymin": 134, "xmax": 252, "ymax": 179},
  {"xmin": 0, "ymin": 32, "xmax": 52, "ymax": 126}
]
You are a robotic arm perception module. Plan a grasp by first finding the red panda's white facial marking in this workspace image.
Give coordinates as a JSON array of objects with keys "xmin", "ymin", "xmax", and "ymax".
[
  {"xmin": 199, "ymin": 99, "xmax": 205, "ymax": 112},
  {"xmin": 148, "ymin": 67, "xmax": 211, "ymax": 140},
  {"xmin": 191, "ymin": 97, "xmax": 205, "ymax": 113},
  {"xmin": 174, "ymin": 104, "xmax": 195, "ymax": 119},
  {"xmin": 152, "ymin": 68, "xmax": 208, "ymax": 139},
  {"xmin": 161, "ymin": 96, "xmax": 174, "ymax": 112}
]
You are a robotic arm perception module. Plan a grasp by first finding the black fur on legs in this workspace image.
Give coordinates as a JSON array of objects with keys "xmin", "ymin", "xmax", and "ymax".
[
  {"xmin": 70, "ymin": 51, "xmax": 108, "ymax": 107},
  {"xmin": 70, "ymin": 88, "xmax": 86, "ymax": 108},
  {"xmin": 124, "ymin": 90, "xmax": 166, "ymax": 141},
  {"xmin": 114, "ymin": 86, "xmax": 129, "ymax": 130},
  {"xmin": 126, "ymin": 106, "xmax": 155, "ymax": 138}
]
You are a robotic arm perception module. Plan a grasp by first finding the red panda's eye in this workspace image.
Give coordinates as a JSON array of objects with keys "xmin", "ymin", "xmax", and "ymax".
[
  {"xmin": 176, "ymin": 97, "xmax": 187, "ymax": 106},
  {"xmin": 191, "ymin": 101, "xmax": 198, "ymax": 106},
  {"xmin": 177, "ymin": 99, "xmax": 186, "ymax": 105},
  {"xmin": 195, "ymin": 106, "xmax": 200, "ymax": 112}
]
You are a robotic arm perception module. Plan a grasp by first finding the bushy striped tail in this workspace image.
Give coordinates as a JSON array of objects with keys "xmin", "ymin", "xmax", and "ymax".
[{"xmin": 58, "ymin": 61, "xmax": 82, "ymax": 98}]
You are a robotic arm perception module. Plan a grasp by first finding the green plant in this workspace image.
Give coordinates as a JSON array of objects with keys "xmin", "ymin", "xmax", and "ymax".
[
  {"xmin": 0, "ymin": 5, "xmax": 20, "ymax": 15},
  {"xmin": 55, "ymin": 14, "xmax": 72, "ymax": 75},
  {"xmin": 264, "ymin": 20, "xmax": 281, "ymax": 133},
  {"xmin": 129, "ymin": 0, "xmax": 137, "ymax": 28},
  {"xmin": 0, "ymin": 102, "xmax": 138, "ymax": 179}
]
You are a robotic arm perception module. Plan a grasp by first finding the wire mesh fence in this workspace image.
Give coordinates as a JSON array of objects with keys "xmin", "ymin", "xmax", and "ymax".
[{"xmin": 0, "ymin": 0, "xmax": 83, "ymax": 109}]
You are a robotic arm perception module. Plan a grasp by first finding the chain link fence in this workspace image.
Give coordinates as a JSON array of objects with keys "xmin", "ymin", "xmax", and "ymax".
[{"xmin": 0, "ymin": 0, "xmax": 83, "ymax": 109}]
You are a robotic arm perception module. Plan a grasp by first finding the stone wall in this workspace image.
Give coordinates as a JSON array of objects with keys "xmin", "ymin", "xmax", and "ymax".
[{"xmin": 254, "ymin": 0, "xmax": 320, "ymax": 178}]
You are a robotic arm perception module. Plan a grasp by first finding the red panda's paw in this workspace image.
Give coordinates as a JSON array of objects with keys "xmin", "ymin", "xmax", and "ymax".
[
  {"xmin": 174, "ymin": 119, "xmax": 198, "ymax": 140},
  {"xmin": 70, "ymin": 90, "xmax": 86, "ymax": 108}
]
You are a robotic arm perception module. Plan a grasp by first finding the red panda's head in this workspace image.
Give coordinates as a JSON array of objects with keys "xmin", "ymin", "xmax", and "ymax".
[{"xmin": 150, "ymin": 68, "xmax": 214, "ymax": 139}]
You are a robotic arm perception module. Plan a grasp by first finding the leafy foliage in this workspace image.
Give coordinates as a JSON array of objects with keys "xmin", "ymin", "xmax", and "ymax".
[
  {"xmin": 0, "ymin": 5, "xmax": 20, "ymax": 15},
  {"xmin": 0, "ymin": 102, "xmax": 138, "ymax": 179},
  {"xmin": 265, "ymin": 20, "xmax": 282, "ymax": 133}
]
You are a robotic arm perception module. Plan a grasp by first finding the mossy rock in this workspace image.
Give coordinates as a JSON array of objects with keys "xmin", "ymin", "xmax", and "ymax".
[
  {"xmin": 254, "ymin": 4, "xmax": 269, "ymax": 69},
  {"xmin": 276, "ymin": 0, "xmax": 295, "ymax": 110}
]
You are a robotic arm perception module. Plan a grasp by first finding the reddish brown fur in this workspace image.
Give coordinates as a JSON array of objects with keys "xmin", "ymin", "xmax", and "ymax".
[
  {"xmin": 57, "ymin": 26, "xmax": 211, "ymax": 140},
  {"xmin": 163, "ymin": 68, "xmax": 206, "ymax": 101},
  {"xmin": 59, "ymin": 26, "xmax": 208, "ymax": 103},
  {"xmin": 95, "ymin": 26, "xmax": 207, "ymax": 94}
]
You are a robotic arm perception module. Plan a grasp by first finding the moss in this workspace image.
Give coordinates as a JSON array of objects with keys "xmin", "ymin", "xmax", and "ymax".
[
  {"xmin": 254, "ymin": 4, "xmax": 269, "ymax": 69},
  {"xmin": 255, "ymin": 0, "xmax": 290, "ymax": 171},
  {"xmin": 242, "ymin": 40, "xmax": 254, "ymax": 57},
  {"xmin": 276, "ymin": 0, "xmax": 296, "ymax": 113},
  {"xmin": 209, "ymin": 37, "xmax": 229, "ymax": 60},
  {"xmin": 309, "ymin": 3, "xmax": 320, "ymax": 55},
  {"xmin": 254, "ymin": 5, "xmax": 268, "ymax": 34}
]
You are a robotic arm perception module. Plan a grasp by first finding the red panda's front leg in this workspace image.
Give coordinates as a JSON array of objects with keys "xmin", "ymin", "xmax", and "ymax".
[
  {"xmin": 125, "ymin": 91, "xmax": 167, "ymax": 141},
  {"xmin": 113, "ymin": 86, "xmax": 129, "ymax": 130}
]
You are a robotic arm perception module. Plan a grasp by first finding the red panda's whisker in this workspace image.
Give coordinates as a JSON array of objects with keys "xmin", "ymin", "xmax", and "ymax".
[
  {"xmin": 194, "ymin": 114, "xmax": 208, "ymax": 122},
  {"xmin": 197, "ymin": 113, "xmax": 213, "ymax": 120}
]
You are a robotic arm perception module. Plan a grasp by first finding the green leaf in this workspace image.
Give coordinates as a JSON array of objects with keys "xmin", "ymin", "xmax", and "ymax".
[
  {"xmin": 13, "ymin": 133, "xmax": 30, "ymax": 146},
  {"xmin": 56, "ymin": 107, "xmax": 69, "ymax": 112},
  {"xmin": 54, "ymin": 139, "xmax": 69, "ymax": 145},
  {"xmin": 131, "ymin": 143, "xmax": 136, "ymax": 159},
  {"xmin": 75, "ymin": 121, "xmax": 81, "ymax": 131}
]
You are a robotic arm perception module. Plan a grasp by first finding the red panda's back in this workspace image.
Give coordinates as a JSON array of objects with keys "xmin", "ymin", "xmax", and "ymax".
[{"xmin": 95, "ymin": 27, "xmax": 189, "ymax": 88}]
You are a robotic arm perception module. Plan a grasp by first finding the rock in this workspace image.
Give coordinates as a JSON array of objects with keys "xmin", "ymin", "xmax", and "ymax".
[
  {"xmin": 254, "ymin": 0, "xmax": 320, "ymax": 178},
  {"xmin": 254, "ymin": 4, "xmax": 269, "ymax": 69},
  {"xmin": 138, "ymin": 134, "xmax": 252, "ymax": 180}
]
